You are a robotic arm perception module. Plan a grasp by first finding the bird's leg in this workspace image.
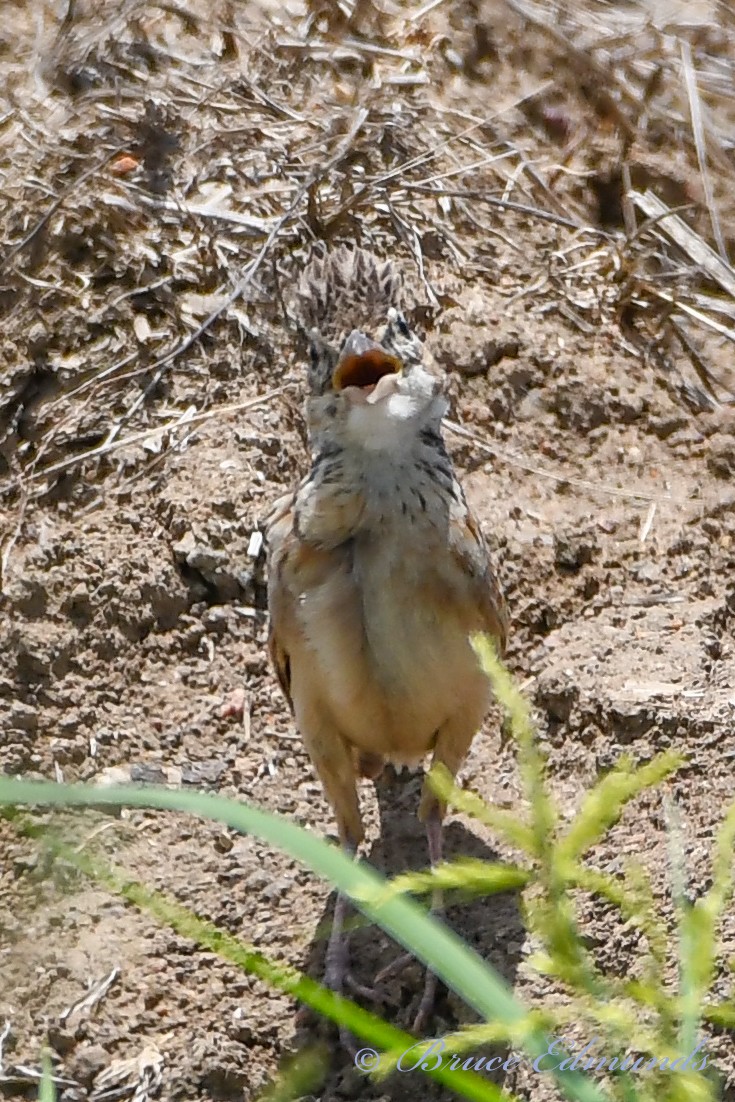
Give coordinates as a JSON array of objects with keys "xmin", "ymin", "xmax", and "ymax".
[
  {"xmin": 324, "ymin": 842, "xmax": 377, "ymax": 1002},
  {"xmin": 407, "ymin": 806, "xmax": 442, "ymax": 1027},
  {"xmin": 373, "ymin": 804, "xmax": 444, "ymax": 1031},
  {"xmin": 411, "ymin": 804, "xmax": 443, "ymax": 1032},
  {"xmin": 322, "ymin": 840, "xmax": 383, "ymax": 1055},
  {"xmin": 409, "ymin": 714, "xmax": 479, "ymax": 1030},
  {"xmin": 298, "ymin": 725, "xmax": 380, "ymax": 1053},
  {"xmin": 375, "ymin": 719, "xmax": 476, "ymax": 1031},
  {"xmin": 322, "ymin": 747, "xmax": 388, "ymax": 1003},
  {"xmin": 324, "ymin": 842, "xmax": 355, "ymax": 996}
]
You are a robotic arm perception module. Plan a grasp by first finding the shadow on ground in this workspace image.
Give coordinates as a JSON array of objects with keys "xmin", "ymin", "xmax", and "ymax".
[{"xmin": 290, "ymin": 768, "xmax": 524, "ymax": 1101}]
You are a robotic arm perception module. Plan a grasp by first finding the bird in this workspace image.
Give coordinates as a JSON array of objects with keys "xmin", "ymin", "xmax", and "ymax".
[{"xmin": 265, "ymin": 243, "xmax": 509, "ymax": 1033}]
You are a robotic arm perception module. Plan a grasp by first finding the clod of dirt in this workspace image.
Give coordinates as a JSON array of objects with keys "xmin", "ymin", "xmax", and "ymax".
[
  {"xmin": 66, "ymin": 1043, "xmax": 109, "ymax": 1089},
  {"xmin": 553, "ymin": 532, "xmax": 596, "ymax": 573},
  {"xmin": 707, "ymin": 431, "xmax": 735, "ymax": 478},
  {"xmin": 432, "ymin": 313, "xmax": 521, "ymax": 378},
  {"xmin": 172, "ymin": 531, "xmax": 249, "ymax": 603},
  {"xmin": 535, "ymin": 673, "xmax": 580, "ymax": 725},
  {"xmin": 8, "ymin": 700, "xmax": 39, "ymax": 732}
]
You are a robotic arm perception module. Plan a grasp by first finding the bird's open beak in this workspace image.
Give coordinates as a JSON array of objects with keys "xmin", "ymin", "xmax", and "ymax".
[{"xmin": 332, "ymin": 330, "xmax": 402, "ymax": 392}]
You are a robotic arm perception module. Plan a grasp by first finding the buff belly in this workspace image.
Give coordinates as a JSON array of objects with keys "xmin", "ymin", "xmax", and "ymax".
[{"xmin": 296, "ymin": 534, "xmax": 490, "ymax": 761}]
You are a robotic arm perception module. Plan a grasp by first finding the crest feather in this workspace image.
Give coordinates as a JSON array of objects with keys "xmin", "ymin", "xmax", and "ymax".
[{"xmin": 292, "ymin": 244, "xmax": 405, "ymax": 348}]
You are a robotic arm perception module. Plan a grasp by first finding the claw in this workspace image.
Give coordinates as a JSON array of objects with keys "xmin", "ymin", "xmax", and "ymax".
[
  {"xmin": 411, "ymin": 968, "xmax": 438, "ymax": 1033},
  {"xmin": 345, "ymin": 972, "xmax": 381, "ymax": 1002},
  {"xmin": 373, "ymin": 950, "xmax": 440, "ymax": 1032}
]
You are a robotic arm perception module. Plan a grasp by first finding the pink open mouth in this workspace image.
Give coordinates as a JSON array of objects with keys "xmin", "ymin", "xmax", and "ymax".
[{"xmin": 332, "ymin": 347, "xmax": 402, "ymax": 393}]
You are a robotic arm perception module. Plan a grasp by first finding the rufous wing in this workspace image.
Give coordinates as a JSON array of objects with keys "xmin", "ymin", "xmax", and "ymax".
[
  {"xmin": 265, "ymin": 493, "xmax": 298, "ymax": 714},
  {"xmin": 449, "ymin": 495, "xmax": 510, "ymax": 655}
]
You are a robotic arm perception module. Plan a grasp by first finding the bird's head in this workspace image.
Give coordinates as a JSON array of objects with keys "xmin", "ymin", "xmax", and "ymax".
[{"xmin": 306, "ymin": 308, "xmax": 446, "ymax": 453}]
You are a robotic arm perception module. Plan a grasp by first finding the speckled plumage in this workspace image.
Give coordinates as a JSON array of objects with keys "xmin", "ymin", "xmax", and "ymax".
[{"xmin": 269, "ymin": 244, "xmax": 508, "ymax": 830}]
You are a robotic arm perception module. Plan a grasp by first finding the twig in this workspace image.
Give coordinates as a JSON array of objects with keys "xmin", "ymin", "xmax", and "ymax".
[
  {"xmin": 60, "ymin": 967, "xmax": 120, "ymax": 1024},
  {"xmin": 0, "ymin": 146, "xmax": 126, "ymax": 273},
  {"xmin": 401, "ymin": 185, "xmax": 589, "ymax": 231},
  {"xmin": 445, "ymin": 421, "xmax": 673, "ymax": 503},
  {"xmin": 0, "ymin": 1021, "xmax": 10, "ymax": 1068},
  {"xmin": 387, "ymin": 203, "xmax": 439, "ymax": 306},
  {"xmin": 630, "ymin": 191, "xmax": 735, "ymax": 297},
  {"xmin": 98, "ymin": 189, "xmax": 282, "ymax": 232},
  {"xmin": 680, "ymin": 40, "xmax": 728, "ymax": 262},
  {"xmin": 0, "ymin": 486, "xmax": 29, "ymax": 595},
  {"xmin": 409, "ymin": 0, "xmax": 450, "ymax": 19},
  {"xmin": 639, "ymin": 502, "xmax": 657, "ymax": 543},
  {"xmin": 650, "ymin": 288, "xmax": 735, "ymax": 344},
  {"xmin": 671, "ymin": 319, "xmax": 732, "ymax": 404},
  {"xmin": 0, "ymin": 389, "xmax": 291, "ymax": 496}
]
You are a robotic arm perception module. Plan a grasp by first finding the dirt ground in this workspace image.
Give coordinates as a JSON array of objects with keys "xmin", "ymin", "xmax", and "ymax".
[{"xmin": 2, "ymin": 1, "xmax": 735, "ymax": 1099}]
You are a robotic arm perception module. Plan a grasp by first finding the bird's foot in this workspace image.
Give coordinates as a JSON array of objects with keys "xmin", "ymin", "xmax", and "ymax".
[
  {"xmin": 412, "ymin": 968, "xmax": 438, "ymax": 1034},
  {"xmin": 344, "ymin": 973, "xmax": 381, "ymax": 1001},
  {"xmin": 325, "ymin": 930, "xmax": 379, "ymax": 1001},
  {"xmin": 323, "ymin": 898, "xmax": 382, "ymax": 1053},
  {"xmin": 374, "ymin": 952, "xmax": 439, "ymax": 1033}
]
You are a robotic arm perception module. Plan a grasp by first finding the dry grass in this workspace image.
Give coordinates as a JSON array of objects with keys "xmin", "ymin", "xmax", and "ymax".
[{"xmin": 1, "ymin": 0, "xmax": 734, "ymax": 518}]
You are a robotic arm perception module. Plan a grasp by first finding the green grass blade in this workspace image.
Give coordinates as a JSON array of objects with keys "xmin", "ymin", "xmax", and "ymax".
[
  {"xmin": 703, "ymin": 1001, "xmax": 735, "ymax": 1029},
  {"xmin": 469, "ymin": 634, "xmax": 556, "ymax": 862},
  {"xmin": 38, "ymin": 1052, "xmax": 56, "ymax": 1102},
  {"xmin": 665, "ymin": 796, "xmax": 700, "ymax": 1060},
  {"xmin": 43, "ymin": 834, "xmax": 501, "ymax": 1102},
  {"xmin": 256, "ymin": 1048, "xmax": 328, "ymax": 1102},
  {"xmin": 383, "ymin": 859, "xmax": 529, "ymax": 902},
  {"xmin": 558, "ymin": 755, "xmax": 684, "ymax": 864},
  {"xmin": 425, "ymin": 771, "xmax": 536, "ymax": 854},
  {"xmin": 0, "ymin": 778, "xmax": 611, "ymax": 1102}
]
